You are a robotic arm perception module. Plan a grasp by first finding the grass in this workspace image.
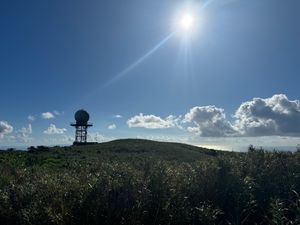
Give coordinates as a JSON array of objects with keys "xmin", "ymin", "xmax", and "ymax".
[{"xmin": 0, "ymin": 139, "xmax": 299, "ymax": 225}]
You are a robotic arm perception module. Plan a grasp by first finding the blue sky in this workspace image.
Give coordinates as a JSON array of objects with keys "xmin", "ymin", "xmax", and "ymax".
[{"xmin": 0, "ymin": 0, "xmax": 299, "ymax": 151}]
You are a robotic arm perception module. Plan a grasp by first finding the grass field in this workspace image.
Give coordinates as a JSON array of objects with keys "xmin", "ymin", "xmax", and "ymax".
[{"xmin": 0, "ymin": 139, "xmax": 299, "ymax": 225}]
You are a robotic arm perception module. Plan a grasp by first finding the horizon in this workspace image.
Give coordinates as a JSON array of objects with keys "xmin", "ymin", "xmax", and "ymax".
[
  {"xmin": 1, "ymin": 138, "xmax": 299, "ymax": 153},
  {"xmin": 0, "ymin": 0, "xmax": 299, "ymax": 151}
]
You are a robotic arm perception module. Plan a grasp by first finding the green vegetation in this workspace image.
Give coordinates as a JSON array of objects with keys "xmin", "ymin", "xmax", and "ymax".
[{"xmin": 0, "ymin": 139, "xmax": 299, "ymax": 225}]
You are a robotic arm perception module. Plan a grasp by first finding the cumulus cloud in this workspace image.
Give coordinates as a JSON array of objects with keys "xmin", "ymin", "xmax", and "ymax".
[
  {"xmin": 41, "ymin": 112, "xmax": 55, "ymax": 119},
  {"xmin": 127, "ymin": 113, "xmax": 179, "ymax": 129},
  {"xmin": 127, "ymin": 94, "xmax": 300, "ymax": 138},
  {"xmin": 44, "ymin": 124, "xmax": 67, "ymax": 134},
  {"xmin": 108, "ymin": 124, "xmax": 116, "ymax": 130},
  {"xmin": 184, "ymin": 106, "xmax": 237, "ymax": 137},
  {"xmin": 234, "ymin": 94, "xmax": 300, "ymax": 136},
  {"xmin": 0, "ymin": 121, "xmax": 13, "ymax": 138},
  {"xmin": 185, "ymin": 94, "xmax": 300, "ymax": 137}
]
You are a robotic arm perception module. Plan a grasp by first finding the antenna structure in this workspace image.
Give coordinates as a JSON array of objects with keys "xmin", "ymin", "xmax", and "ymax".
[{"xmin": 71, "ymin": 109, "xmax": 93, "ymax": 145}]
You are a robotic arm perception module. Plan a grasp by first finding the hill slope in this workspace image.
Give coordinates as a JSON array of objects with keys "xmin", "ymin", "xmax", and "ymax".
[
  {"xmin": 71, "ymin": 138, "xmax": 220, "ymax": 161},
  {"xmin": 1, "ymin": 139, "xmax": 219, "ymax": 167}
]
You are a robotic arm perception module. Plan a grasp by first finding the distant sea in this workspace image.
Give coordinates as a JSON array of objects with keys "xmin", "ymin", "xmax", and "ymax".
[
  {"xmin": 227, "ymin": 145, "xmax": 299, "ymax": 152},
  {"xmin": 252, "ymin": 145, "xmax": 299, "ymax": 152}
]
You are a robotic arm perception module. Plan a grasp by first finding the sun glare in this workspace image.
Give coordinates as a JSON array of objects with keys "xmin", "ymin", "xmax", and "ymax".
[{"xmin": 179, "ymin": 14, "xmax": 194, "ymax": 31}]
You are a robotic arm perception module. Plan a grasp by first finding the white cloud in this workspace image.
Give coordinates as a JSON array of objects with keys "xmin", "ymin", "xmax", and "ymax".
[
  {"xmin": 127, "ymin": 113, "xmax": 179, "ymax": 129},
  {"xmin": 44, "ymin": 124, "xmax": 67, "ymax": 134},
  {"xmin": 113, "ymin": 114, "xmax": 123, "ymax": 118},
  {"xmin": 187, "ymin": 126, "xmax": 200, "ymax": 133},
  {"xmin": 108, "ymin": 124, "xmax": 117, "ymax": 130},
  {"xmin": 18, "ymin": 124, "xmax": 32, "ymax": 135},
  {"xmin": 0, "ymin": 121, "xmax": 13, "ymax": 138},
  {"xmin": 127, "ymin": 94, "xmax": 300, "ymax": 138},
  {"xmin": 184, "ymin": 106, "xmax": 237, "ymax": 137},
  {"xmin": 41, "ymin": 112, "xmax": 55, "ymax": 119},
  {"xmin": 87, "ymin": 132, "xmax": 112, "ymax": 142},
  {"xmin": 184, "ymin": 94, "xmax": 300, "ymax": 137},
  {"xmin": 15, "ymin": 124, "xmax": 33, "ymax": 143},
  {"xmin": 27, "ymin": 115, "xmax": 35, "ymax": 121},
  {"xmin": 234, "ymin": 94, "xmax": 300, "ymax": 136},
  {"xmin": 2, "ymin": 94, "xmax": 299, "ymax": 148}
]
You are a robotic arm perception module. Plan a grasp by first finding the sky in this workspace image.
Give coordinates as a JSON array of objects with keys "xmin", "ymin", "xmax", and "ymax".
[{"xmin": 0, "ymin": 0, "xmax": 299, "ymax": 151}]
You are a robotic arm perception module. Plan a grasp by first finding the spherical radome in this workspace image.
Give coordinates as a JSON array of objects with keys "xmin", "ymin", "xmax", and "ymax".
[{"xmin": 75, "ymin": 109, "xmax": 90, "ymax": 124}]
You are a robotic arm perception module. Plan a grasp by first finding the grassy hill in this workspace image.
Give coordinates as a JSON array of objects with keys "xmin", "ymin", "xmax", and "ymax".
[
  {"xmin": 38, "ymin": 138, "xmax": 219, "ymax": 160},
  {"xmin": 0, "ymin": 139, "xmax": 299, "ymax": 225}
]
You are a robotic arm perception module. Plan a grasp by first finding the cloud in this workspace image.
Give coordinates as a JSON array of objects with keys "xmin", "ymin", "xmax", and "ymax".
[
  {"xmin": 41, "ymin": 112, "xmax": 55, "ymax": 119},
  {"xmin": 184, "ymin": 106, "xmax": 237, "ymax": 137},
  {"xmin": 27, "ymin": 115, "xmax": 35, "ymax": 121},
  {"xmin": 0, "ymin": 121, "xmax": 13, "ymax": 138},
  {"xmin": 15, "ymin": 124, "xmax": 33, "ymax": 143},
  {"xmin": 108, "ymin": 124, "xmax": 116, "ymax": 130},
  {"xmin": 184, "ymin": 94, "xmax": 300, "ymax": 137},
  {"xmin": 87, "ymin": 132, "xmax": 112, "ymax": 142},
  {"xmin": 44, "ymin": 124, "xmax": 67, "ymax": 134},
  {"xmin": 127, "ymin": 113, "xmax": 179, "ymax": 129},
  {"xmin": 187, "ymin": 126, "xmax": 200, "ymax": 133},
  {"xmin": 18, "ymin": 124, "xmax": 32, "ymax": 135},
  {"xmin": 127, "ymin": 94, "xmax": 300, "ymax": 138},
  {"xmin": 234, "ymin": 94, "xmax": 300, "ymax": 136},
  {"xmin": 113, "ymin": 114, "xmax": 123, "ymax": 118}
]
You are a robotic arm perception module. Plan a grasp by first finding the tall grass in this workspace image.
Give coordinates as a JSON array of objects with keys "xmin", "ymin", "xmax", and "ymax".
[{"xmin": 0, "ymin": 141, "xmax": 299, "ymax": 225}]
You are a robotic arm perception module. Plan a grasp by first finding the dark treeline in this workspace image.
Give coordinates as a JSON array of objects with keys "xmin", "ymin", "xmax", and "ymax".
[{"xmin": 0, "ymin": 140, "xmax": 299, "ymax": 225}]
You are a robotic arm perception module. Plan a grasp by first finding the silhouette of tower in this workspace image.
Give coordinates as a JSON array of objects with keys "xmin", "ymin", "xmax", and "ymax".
[{"xmin": 71, "ymin": 109, "xmax": 93, "ymax": 145}]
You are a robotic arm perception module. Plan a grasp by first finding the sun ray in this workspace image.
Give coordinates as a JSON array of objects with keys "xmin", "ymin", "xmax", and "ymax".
[{"xmin": 103, "ymin": 32, "xmax": 175, "ymax": 87}]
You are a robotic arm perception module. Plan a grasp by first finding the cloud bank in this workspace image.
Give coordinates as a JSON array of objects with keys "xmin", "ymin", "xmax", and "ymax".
[{"xmin": 127, "ymin": 94, "xmax": 300, "ymax": 137}]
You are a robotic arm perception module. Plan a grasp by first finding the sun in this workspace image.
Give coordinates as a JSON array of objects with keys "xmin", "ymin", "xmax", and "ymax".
[{"xmin": 179, "ymin": 13, "xmax": 195, "ymax": 32}]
